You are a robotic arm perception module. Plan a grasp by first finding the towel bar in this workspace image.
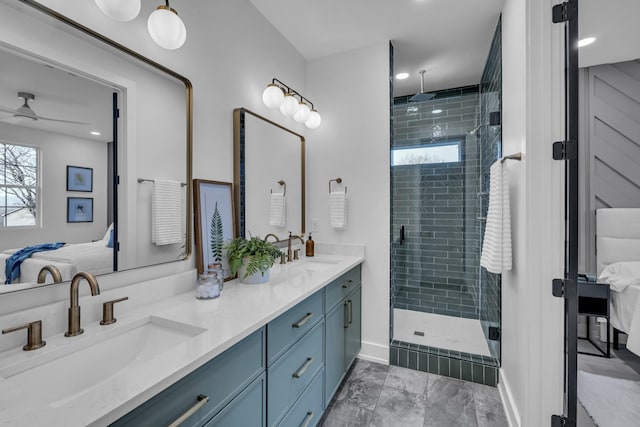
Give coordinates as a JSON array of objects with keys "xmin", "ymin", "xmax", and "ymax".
[
  {"xmin": 270, "ymin": 180, "xmax": 286, "ymax": 196},
  {"xmin": 500, "ymin": 153, "xmax": 523, "ymax": 163},
  {"xmin": 329, "ymin": 178, "xmax": 347, "ymax": 194},
  {"xmin": 137, "ymin": 178, "xmax": 187, "ymax": 187}
]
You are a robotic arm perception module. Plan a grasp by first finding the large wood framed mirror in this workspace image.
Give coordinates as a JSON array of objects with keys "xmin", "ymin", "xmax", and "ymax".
[
  {"xmin": 233, "ymin": 108, "xmax": 305, "ymax": 239},
  {"xmin": 0, "ymin": 1, "xmax": 192, "ymax": 294}
]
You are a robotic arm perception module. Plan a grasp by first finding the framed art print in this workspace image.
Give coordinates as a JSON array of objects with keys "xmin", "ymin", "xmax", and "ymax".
[
  {"xmin": 67, "ymin": 197, "xmax": 93, "ymax": 222},
  {"xmin": 67, "ymin": 166, "xmax": 93, "ymax": 192}
]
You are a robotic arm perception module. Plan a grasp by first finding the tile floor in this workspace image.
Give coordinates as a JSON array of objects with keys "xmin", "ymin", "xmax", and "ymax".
[{"xmin": 321, "ymin": 359, "xmax": 508, "ymax": 427}]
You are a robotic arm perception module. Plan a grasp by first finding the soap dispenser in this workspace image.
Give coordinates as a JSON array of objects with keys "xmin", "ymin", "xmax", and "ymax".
[{"xmin": 306, "ymin": 233, "xmax": 315, "ymax": 257}]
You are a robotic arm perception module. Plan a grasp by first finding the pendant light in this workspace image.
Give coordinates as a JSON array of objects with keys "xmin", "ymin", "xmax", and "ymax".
[
  {"xmin": 94, "ymin": 0, "xmax": 141, "ymax": 22},
  {"xmin": 147, "ymin": 1, "xmax": 187, "ymax": 50},
  {"xmin": 262, "ymin": 84, "xmax": 285, "ymax": 109},
  {"xmin": 263, "ymin": 78, "xmax": 322, "ymax": 129}
]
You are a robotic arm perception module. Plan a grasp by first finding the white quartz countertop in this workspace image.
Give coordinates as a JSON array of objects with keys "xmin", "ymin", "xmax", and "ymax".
[{"xmin": 0, "ymin": 252, "xmax": 364, "ymax": 427}]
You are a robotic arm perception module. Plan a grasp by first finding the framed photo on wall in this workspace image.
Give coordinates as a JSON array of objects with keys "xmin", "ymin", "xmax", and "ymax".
[
  {"xmin": 193, "ymin": 179, "xmax": 235, "ymax": 279},
  {"xmin": 67, "ymin": 166, "xmax": 93, "ymax": 192},
  {"xmin": 67, "ymin": 197, "xmax": 93, "ymax": 223}
]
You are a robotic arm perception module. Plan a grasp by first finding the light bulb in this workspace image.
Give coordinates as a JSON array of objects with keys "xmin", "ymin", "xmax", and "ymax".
[
  {"xmin": 305, "ymin": 110, "xmax": 322, "ymax": 129},
  {"xmin": 293, "ymin": 102, "xmax": 311, "ymax": 123},
  {"xmin": 147, "ymin": 5, "xmax": 187, "ymax": 50},
  {"xmin": 279, "ymin": 94, "xmax": 299, "ymax": 117},
  {"xmin": 95, "ymin": 0, "xmax": 141, "ymax": 22},
  {"xmin": 262, "ymin": 84, "xmax": 284, "ymax": 109}
]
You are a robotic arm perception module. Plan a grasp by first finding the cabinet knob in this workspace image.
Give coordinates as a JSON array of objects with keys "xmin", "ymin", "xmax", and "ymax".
[
  {"xmin": 2, "ymin": 320, "xmax": 46, "ymax": 351},
  {"xmin": 100, "ymin": 296, "xmax": 129, "ymax": 325}
]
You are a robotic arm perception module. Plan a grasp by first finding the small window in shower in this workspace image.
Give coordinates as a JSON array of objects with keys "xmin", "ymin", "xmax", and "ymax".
[{"xmin": 391, "ymin": 141, "xmax": 461, "ymax": 166}]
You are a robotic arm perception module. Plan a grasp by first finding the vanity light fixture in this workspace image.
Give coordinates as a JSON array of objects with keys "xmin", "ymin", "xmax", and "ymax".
[
  {"xmin": 262, "ymin": 78, "xmax": 322, "ymax": 129},
  {"xmin": 95, "ymin": 0, "xmax": 187, "ymax": 50}
]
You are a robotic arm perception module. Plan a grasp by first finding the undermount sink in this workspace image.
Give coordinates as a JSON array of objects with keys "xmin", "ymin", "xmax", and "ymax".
[
  {"xmin": 299, "ymin": 257, "xmax": 342, "ymax": 272},
  {"xmin": 0, "ymin": 316, "xmax": 206, "ymax": 407}
]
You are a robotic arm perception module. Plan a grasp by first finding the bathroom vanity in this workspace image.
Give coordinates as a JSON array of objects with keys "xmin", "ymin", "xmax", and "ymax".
[{"xmin": 0, "ymin": 252, "xmax": 363, "ymax": 427}]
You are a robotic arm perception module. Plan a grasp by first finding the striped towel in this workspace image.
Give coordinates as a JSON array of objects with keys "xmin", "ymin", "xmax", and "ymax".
[
  {"xmin": 269, "ymin": 193, "xmax": 286, "ymax": 227},
  {"xmin": 330, "ymin": 192, "xmax": 347, "ymax": 230},
  {"xmin": 152, "ymin": 180, "xmax": 183, "ymax": 245},
  {"xmin": 480, "ymin": 161, "xmax": 512, "ymax": 273}
]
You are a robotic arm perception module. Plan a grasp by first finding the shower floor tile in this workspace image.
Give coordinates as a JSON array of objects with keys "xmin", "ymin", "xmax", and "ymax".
[{"xmin": 393, "ymin": 309, "xmax": 491, "ymax": 357}]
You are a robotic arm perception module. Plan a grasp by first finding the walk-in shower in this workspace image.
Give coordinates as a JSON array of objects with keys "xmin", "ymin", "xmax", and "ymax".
[{"xmin": 389, "ymin": 20, "xmax": 502, "ymax": 386}]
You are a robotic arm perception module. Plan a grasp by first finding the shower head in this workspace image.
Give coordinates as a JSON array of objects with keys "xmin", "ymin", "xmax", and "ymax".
[{"xmin": 409, "ymin": 70, "xmax": 435, "ymax": 102}]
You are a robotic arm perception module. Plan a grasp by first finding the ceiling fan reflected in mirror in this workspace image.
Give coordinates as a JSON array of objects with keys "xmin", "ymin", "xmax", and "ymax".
[{"xmin": 0, "ymin": 92, "xmax": 88, "ymax": 125}]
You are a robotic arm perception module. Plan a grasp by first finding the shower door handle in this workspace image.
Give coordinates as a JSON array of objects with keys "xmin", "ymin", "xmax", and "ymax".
[{"xmin": 400, "ymin": 225, "xmax": 405, "ymax": 245}]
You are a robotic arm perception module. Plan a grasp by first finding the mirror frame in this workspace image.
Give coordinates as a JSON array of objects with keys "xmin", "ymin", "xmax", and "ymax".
[
  {"xmin": 233, "ymin": 108, "xmax": 305, "ymax": 239},
  {"xmin": 16, "ymin": 0, "xmax": 193, "ymax": 269}
]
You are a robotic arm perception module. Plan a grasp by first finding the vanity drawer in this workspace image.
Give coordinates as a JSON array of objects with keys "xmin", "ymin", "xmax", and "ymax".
[
  {"xmin": 277, "ymin": 368, "xmax": 324, "ymax": 427},
  {"xmin": 204, "ymin": 373, "xmax": 265, "ymax": 427},
  {"xmin": 267, "ymin": 290, "xmax": 323, "ymax": 365},
  {"xmin": 111, "ymin": 327, "xmax": 265, "ymax": 427},
  {"xmin": 267, "ymin": 320, "xmax": 324, "ymax": 427},
  {"xmin": 325, "ymin": 265, "xmax": 361, "ymax": 311}
]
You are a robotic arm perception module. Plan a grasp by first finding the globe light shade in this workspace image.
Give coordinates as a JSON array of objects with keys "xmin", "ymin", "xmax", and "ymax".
[
  {"xmin": 305, "ymin": 110, "xmax": 322, "ymax": 129},
  {"xmin": 262, "ymin": 84, "xmax": 284, "ymax": 109},
  {"xmin": 94, "ymin": 0, "xmax": 141, "ymax": 22},
  {"xmin": 279, "ymin": 94, "xmax": 299, "ymax": 117},
  {"xmin": 147, "ymin": 6, "xmax": 187, "ymax": 50},
  {"xmin": 293, "ymin": 102, "xmax": 311, "ymax": 123}
]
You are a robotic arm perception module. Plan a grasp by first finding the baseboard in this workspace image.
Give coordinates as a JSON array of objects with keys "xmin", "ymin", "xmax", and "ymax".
[
  {"xmin": 358, "ymin": 340, "xmax": 389, "ymax": 364},
  {"xmin": 499, "ymin": 369, "xmax": 521, "ymax": 427}
]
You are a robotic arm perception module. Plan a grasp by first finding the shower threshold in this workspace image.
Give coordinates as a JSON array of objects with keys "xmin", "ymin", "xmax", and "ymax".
[{"xmin": 393, "ymin": 309, "xmax": 491, "ymax": 357}]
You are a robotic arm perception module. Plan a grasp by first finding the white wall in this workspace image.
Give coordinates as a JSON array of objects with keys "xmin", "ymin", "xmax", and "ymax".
[
  {"xmin": 499, "ymin": 0, "xmax": 565, "ymax": 425},
  {"xmin": 0, "ymin": 0, "xmax": 307, "ymax": 312},
  {"xmin": 0, "ymin": 123, "xmax": 108, "ymax": 249},
  {"xmin": 306, "ymin": 43, "xmax": 391, "ymax": 363}
]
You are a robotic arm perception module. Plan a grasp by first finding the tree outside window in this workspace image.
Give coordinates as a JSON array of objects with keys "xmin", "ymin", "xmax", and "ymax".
[{"xmin": 0, "ymin": 142, "xmax": 38, "ymax": 227}]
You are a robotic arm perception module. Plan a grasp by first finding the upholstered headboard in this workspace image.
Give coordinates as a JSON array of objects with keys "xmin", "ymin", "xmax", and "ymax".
[{"xmin": 596, "ymin": 208, "xmax": 640, "ymax": 275}]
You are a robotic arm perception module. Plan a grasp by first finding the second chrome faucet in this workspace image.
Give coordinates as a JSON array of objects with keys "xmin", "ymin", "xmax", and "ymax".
[{"xmin": 65, "ymin": 272, "xmax": 101, "ymax": 337}]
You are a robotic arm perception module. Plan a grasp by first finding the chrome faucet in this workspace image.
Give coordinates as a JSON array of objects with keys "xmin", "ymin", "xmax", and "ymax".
[
  {"xmin": 65, "ymin": 272, "xmax": 101, "ymax": 337},
  {"xmin": 287, "ymin": 232, "xmax": 305, "ymax": 262},
  {"xmin": 37, "ymin": 265, "xmax": 63, "ymax": 284}
]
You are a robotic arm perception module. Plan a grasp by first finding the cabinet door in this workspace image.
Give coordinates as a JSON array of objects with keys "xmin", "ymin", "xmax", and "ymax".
[
  {"xmin": 345, "ymin": 286, "xmax": 362, "ymax": 369},
  {"xmin": 205, "ymin": 373, "xmax": 265, "ymax": 427},
  {"xmin": 324, "ymin": 301, "xmax": 347, "ymax": 406}
]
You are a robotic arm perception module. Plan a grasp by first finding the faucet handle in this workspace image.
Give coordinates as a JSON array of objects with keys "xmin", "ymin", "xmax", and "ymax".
[
  {"xmin": 294, "ymin": 249, "xmax": 300, "ymax": 260},
  {"xmin": 100, "ymin": 297, "xmax": 129, "ymax": 325},
  {"xmin": 280, "ymin": 252, "xmax": 287, "ymax": 265},
  {"xmin": 2, "ymin": 320, "xmax": 46, "ymax": 351}
]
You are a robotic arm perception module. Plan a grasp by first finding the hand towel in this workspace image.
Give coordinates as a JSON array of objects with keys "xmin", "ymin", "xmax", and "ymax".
[
  {"xmin": 330, "ymin": 191, "xmax": 347, "ymax": 230},
  {"xmin": 152, "ymin": 179, "xmax": 183, "ymax": 246},
  {"xmin": 269, "ymin": 193, "xmax": 286, "ymax": 227},
  {"xmin": 480, "ymin": 161, "xmax": 512, "ymax": 273}
]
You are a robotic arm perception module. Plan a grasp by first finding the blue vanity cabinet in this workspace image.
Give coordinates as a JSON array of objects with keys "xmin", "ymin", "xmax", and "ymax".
[
  {"xmin": 324, "ymin": 266, "xmax": 362, "ymax": 406},
  {"xmin": 277, "ymin": 368, "xmax": 324, "ymax": 427},
  {"xmin": 204, "ymin": 373, "xmax": 266, "ymax": 427},
  {"xmin": 110, "ymin": 328, "xmax": 265, "ymax": 427}
]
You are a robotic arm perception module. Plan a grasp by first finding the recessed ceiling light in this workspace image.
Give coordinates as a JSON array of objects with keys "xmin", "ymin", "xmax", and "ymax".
[
  {"xmin": 395, "ymin": 72, "xmax": 409, "ymax": 80},
  {"xmin": 578, "ymin": 37, "xmax": 595, "ymax": 47},
  {"xmin": 90, "ymin": 131, "xmax": 101, "ymax": 136},
  {"xmin": 432, "ymin": 109, "xmax": 442, "ymax": 114}
]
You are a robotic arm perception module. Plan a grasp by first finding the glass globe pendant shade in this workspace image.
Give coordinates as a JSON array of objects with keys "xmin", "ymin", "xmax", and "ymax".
[
  {"xmin": 279, "ymin": 94, "xmax": 299, "ymax": 117},
  {"xmin": 262, "ymin": 84, "xmax": 284, "ymax": 109},
  {"xmin": 305, "ymin": 110, "xmax": 322, "ymax": 129},
  {"xmin": 293, "ymin": 102, "xmax": 311, "ymax": 123},
  {"xmin": 95, "ymin": 0, "xmax": 141, "ymax": 21},
  {"xmin": 147, "ymin": 6, "xmax": 187, "ymax": 50}
]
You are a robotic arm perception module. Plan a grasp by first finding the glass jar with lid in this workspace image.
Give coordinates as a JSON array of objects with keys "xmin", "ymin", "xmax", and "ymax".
[{"xmin": 195, "ymin": 263, "xmax": 223, "ymax": 299}]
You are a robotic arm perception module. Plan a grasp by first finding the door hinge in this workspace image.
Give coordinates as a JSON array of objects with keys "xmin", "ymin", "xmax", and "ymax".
[
  {"xmin": 551, "ymin": 415, "xmax": 566, "ymax": 427},
  {"xmin": 552, "ymin": 279, "xmax": 565, "ymax": 297},
  {"xmin": 488, "ymin": 326, "xmax": 501, "ymax": 341},
  {"xmin": 552, "ymin": 1, "xmax": 577, "ymax": 23},
  {"xmin": 115, "ymin": 108, "xmax": 120, "ymax": 119},
  {"xmin": 553, "ymin": 140, "xmax": 577, "ymax": 160}
]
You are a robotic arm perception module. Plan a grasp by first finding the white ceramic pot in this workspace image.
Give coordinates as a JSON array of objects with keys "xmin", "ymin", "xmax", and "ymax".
[{"xmin": 238, "ymin": 262, "xmax": 270, "ymax": 284}]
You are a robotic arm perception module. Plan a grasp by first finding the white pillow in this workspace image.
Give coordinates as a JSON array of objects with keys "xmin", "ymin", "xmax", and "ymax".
[
  {"xmin": 102, "ymin": 223, "xmax": 114, "ymax": 241},
  {"xmin": 598, "ymin": 262, "xmax": 640, "ymax": 292}
]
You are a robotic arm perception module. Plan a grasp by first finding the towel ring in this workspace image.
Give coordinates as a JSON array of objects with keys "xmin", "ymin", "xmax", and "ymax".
[
  {"xmin": 329, "ymin": 178, "xmax": 347, "ymax": 194},
  {"xmin": 271, "ymin": 180, "xmax": 286, "ymax": 196}
]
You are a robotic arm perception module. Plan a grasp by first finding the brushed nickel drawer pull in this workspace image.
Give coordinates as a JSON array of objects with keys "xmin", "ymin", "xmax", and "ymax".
[
  {"xmin": 293, "ymin": 357, "xmax": 314, "ymax": 378},
  {"xmin": 341, "ymin": 279, "xmax": 353, "ymax": 289},
  {"xmin": 292, "ymin": 312, "xmax": 314, "ymax": 328},
  {"xmin": 300, "ymin": 411, "xmax": 314, "ymax": 427},
  {"xmin": 344, "ymin": 302, "xmax": 349, "ymax": 329},
  {"xmin": 348, "ymin": 300, "xmax": 353, "ymax": 325},
  {"xmin": 168, "ymin": 394, "xmax": 209, "ymax": 427}
]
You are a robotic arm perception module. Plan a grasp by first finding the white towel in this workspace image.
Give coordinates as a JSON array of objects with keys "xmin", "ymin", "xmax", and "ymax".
[
  {"xmin": 480, "ymin": 161, "xmax": 512, "ymax": 273},
  {"xmin": 269, "ymin": 193, "xmax": 286, "ymax": 227},
  {"xmin": 330, "ymin": 191, "xmax": 347, "ymax": 230},
  {"xmin": 152, "ymin": 179, "xmax": 183, "ymax": 245}
]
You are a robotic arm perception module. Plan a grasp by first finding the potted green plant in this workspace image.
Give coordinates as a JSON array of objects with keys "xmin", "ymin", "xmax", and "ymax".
[{"xmin": 225, "ymin": 236, "xmax": 282, "ymax": 284}]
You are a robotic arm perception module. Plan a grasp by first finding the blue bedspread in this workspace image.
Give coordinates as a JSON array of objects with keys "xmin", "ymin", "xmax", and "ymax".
[{"xmin": 4, "ymin": 242, "xmax": 65, "ymax": 284}]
